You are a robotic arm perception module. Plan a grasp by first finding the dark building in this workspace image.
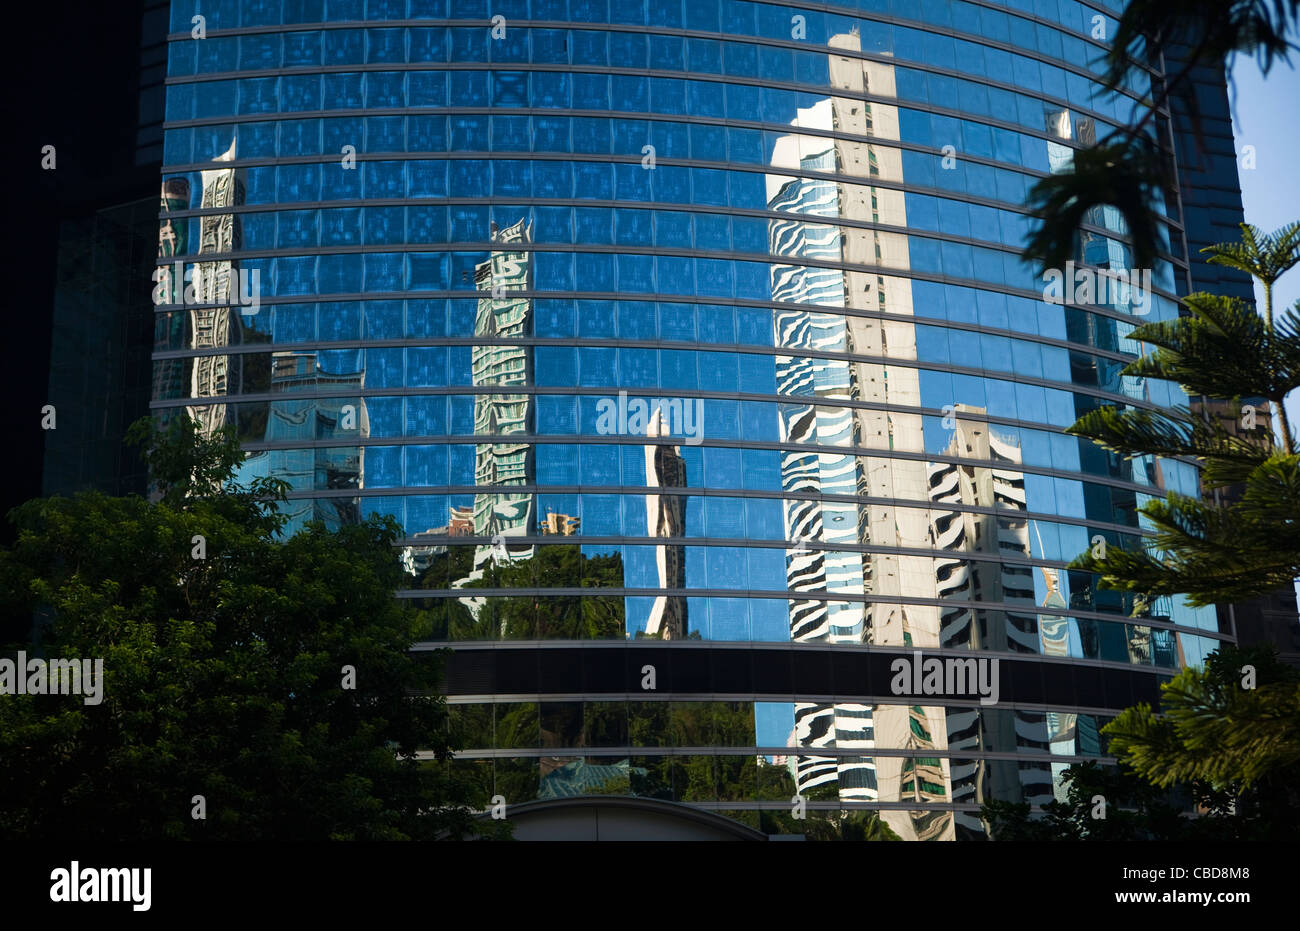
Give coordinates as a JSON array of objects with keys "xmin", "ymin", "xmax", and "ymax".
[
  {"xmin": 42, "ymin": 198, "xmax": 158, "ymax": 498},
  {"xmin": 4, "ymin": 0, "xmax": 168, "ymax": 522}
]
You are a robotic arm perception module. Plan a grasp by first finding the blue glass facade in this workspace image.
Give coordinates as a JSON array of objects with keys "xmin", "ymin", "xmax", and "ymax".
[{"xmin": 155, "ymin": 0, "xmax": 1230, "ymax": 838}]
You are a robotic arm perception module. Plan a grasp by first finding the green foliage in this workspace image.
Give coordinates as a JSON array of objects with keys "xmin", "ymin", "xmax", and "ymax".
[
  {"xmin": 1065, "ymin": 451, "xmax": 1300, "ymax": 607},
  {"xmin": 1204, "ymin": 222, "xmax": 1300, "ymax": 304},
  {"xmin": 415, "ymin": 543, "xmax": 626, "ymax": 640},
  {"xmin": 1067, "ymin": 223, "xmax": 1300, "ymax": 606},
  {"xmin": 0, "ymin": 416, "xmax": 486, "ymax": 840},
  {"xmin": 1105, "ymin": 646, "xmax": 1300, "ymax": 790},
  {"xmin": 124, "ymin": 415, "xmax": 288, "ymax": 532},
  {"xmin": 1122, "ymin": 292, "xmax": 1300, "ymax": 411},
  {"xmin": 801, "ymin": 810, "xmax": 903, "ymax": 842},
  {"xmin": 983, "ymin": 648, "xmax": 1300, "ymax": 841},
  {"xmin": 981, "ymin": 761, "xmax": 1195, "ymax": 841}
]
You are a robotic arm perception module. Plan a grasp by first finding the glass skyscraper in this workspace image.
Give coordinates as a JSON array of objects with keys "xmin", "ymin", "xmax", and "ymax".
[{"xmin": 155, "ymin": 0, "xmax": 1230, "ymax": 838}]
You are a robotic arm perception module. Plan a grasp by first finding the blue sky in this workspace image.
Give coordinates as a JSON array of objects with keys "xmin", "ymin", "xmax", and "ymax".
[
  {"xmin": 1229, "ymin": 53, "xmax": 1300, "ymax": 601},
  {"xmin": 1229, "ymin": 53, "xmax": 1300, "ymax": 431}
]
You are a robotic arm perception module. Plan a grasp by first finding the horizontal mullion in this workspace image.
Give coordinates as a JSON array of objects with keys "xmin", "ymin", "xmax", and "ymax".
[
  {"xmin": 162, "ymin": 0, "xmax": 1159, "ymax": 87},
  {"xmin": 166, "ymin": 57, "xmax": 1143, "ymax": 142},
  {"xmin": 399, "ymin": 585, "xmax": 1197, "ymax": 631},
  {"xmin": 269, "ymin": 476, "xmax": 1177, "ymax": 528},
  {"xmin": 149, "ymin": 242, "xmax": 1187, "ymax": 308},
  {"xmin": 154, "ymin": 188, "xmax": 1186, "ymax": 272}
]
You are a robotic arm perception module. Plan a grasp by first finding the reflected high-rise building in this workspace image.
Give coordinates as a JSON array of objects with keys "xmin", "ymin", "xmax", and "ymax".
[
  {"xmin": 469, "ymin": 219, "xmax": 536, "ymax": 573},
  {"xmin": 239, "ymin": 350, "xmax": 367, "ymax": 536},
  {"xmin": 644, "ymin": 407, "xmax": 688, "ymax": 640},
  {"xmin": 186, "ymin": 137, "xmax": 243, "ymax": 436},
  {"xmin": 1034, "ymin": 537, "xmax": 1085, "ymax": 803},
  {"xmin": 927, "ymin": 408, "xmax": 1038, "ymax": 654},
  {"xmin": 402, "ymin": 507, "xmax": 474, "ymax": 576},
  {"xmin": 452, "ymin": 219, "xmax": 538, "ymax": 629},
  {"xmin": 927, "ymin": 409, "xmax": 1056, "ymax": 830},
  {"xmin": 152, "ymin": 178, "xmax": 190, "ymax": 405},
  {"xmin": 768, "ymin": 34, "xmax": 945, "ymax": 820}
]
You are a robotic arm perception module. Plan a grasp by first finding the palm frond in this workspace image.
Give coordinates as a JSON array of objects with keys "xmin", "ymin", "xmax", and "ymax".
[
  {"xmin": 1067, "ymin": 405, "xmax": 1271, "ymax": 487},
  {"xmin": 1203, "ymin": 221, "xmax": 1300, "ymax": 285},
  {"xmin": 1104, "ymin": 1, "xmax": 1300, "ymax": 91},
  {"xmin": 1122, "ymin": 294, "xmax": 1300, "ymax": 402},
  {"xmin": 1021, "ymin": 141, "xmax": 1164, "ymax": 273}
]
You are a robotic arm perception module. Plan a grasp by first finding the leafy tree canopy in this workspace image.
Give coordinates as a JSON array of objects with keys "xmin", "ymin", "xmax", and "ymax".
[{"xmin": 0, "ymin": 416, "xmax": 488, "ymax": 840}]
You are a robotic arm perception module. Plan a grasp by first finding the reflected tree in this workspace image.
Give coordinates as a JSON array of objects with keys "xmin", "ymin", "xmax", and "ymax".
[
  {"xmin": 415, "ymin": 544, "xmax": 625, "ymax": 640},
  {"xmin": 802, "ymin": 810, "xmax": 903, "ymax": 842}
]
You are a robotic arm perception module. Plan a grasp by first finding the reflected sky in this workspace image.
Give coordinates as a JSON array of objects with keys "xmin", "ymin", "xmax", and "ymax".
[{"xmin": 153, "ymin": 0, "xmax": 1222, "ymax": 833}]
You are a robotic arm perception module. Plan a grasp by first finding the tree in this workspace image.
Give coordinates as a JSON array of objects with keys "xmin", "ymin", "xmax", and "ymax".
[
  {"xmin": 1104, "ymin": 645, "xmax": 1300, "ymax": 830},
  {"xmin": 1023, "ymin": 3, "xmax": 1300, "ymax": 272},
  {"xmin": 1067, "ymin": 223, "xmax": 1300, "ymax": 606},
  {"xmin": 0, "ymin": 416, "xmax": 491, "ymax": 840},
  {"xmin": 982, "ymin": 647, "xmax": 1300, "ymax": 841},
  {"xmin": 415, "ymin": 541, "xmax": 625, "ymax": 640},
  {"xmin": 801, "ymin": 810, "xmax": 903, "ymax": 842},
  {"xmin": 981, "ymin": 761, "xmax": 1195, "ymax": 841},
  {"xmin": 1048, "ymin": 223, "xmax": 1300, "ymax": 841}
]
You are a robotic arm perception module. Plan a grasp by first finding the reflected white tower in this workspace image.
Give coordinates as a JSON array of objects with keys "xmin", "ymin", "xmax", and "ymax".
[
  {"xmin": 187, "ymin": 137, "xmax": 243, "ymax": 436},
  {"xmin": 644, "ymin": 407, "xmax": 688, "ymax": 639},
  {"xmin": 767, "ymin": 34, "xmax": 950, "ymax": 830}
]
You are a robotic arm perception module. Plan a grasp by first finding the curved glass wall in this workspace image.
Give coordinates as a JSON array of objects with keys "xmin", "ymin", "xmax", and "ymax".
[{"xmin": 157, "ymin": 0, "xmax": 1224, "ymax": 839}]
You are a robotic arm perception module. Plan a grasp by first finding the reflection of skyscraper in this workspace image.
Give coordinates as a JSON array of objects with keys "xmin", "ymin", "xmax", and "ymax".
[
  {"xmin": 768, "ymin": 35, "xmax": 940, "ymax": 819},
  {"xmin": 445, "ymin": 217, "xmax": 538, "ymax": 631},
  {"xmin": 539, "ymin": 511, "xmax": 580, "ymax": 536},
  {"xmin": 1037, "ymin": 528, "xmax": 1072, "ymax": 661},
  {"xmin": 469, "ymin": 219, "xmax": 535, "ymax": 572},
  {"xmin": 152, "ymin": 178, "xmax": 190, "ymax": 405},
  {"xmin": 241, "ymin": 350, "xmax": 367, "ymax": 536},
  {"xmin": 401, "ymin": 507, "xmax": 474, "ymax": 575},
  {"xmin": 1044, "ymin": 107, "xmax": 1076, "ymax": 175},
  {"xmin": 1047, "ymin": 111, "xmax": 1130, "ymax": 309},
  {"xmin": 887, "ymin": 708, "xmax": 955, "ymax": 843},
  {"xmin": 767, "ymin": 125, "xmax": 872, "ymax": 799},
  {"xmin": 644, "ymin": 408, "xmax": 688, "ymax": 640},
  {"xmin": 927, "ymin": 408, "xmax": 1047, "ymax": 827},
  {"xmin": 1036, "ymin": 543, "xmax": 1081, "ymax": 803},
  {"xmin": 927, "ymin": 409, "xmax": 1038, "ymax": 654},
  {"xmin": 186, "ymin": 137, "xmax": 244, "ymax": 436}
]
